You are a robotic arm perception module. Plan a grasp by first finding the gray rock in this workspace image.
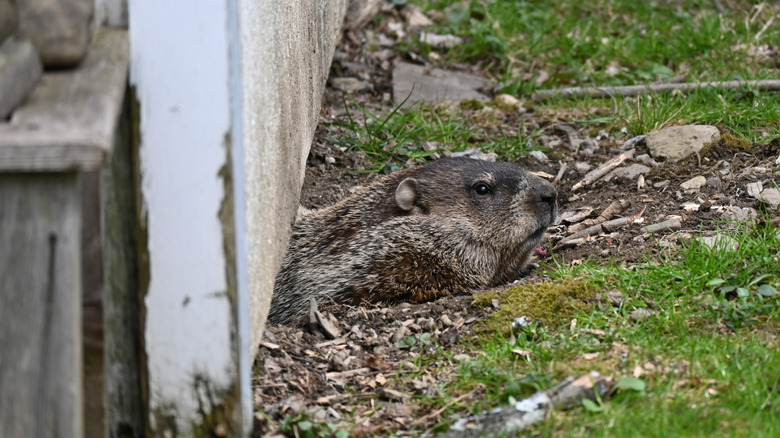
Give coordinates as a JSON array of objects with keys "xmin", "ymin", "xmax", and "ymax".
[
  {"xmin": 721, "ymin": 206, "xmax": 758, "ymax": 223},
  {"xmin": 705, "ymin": 177, "xmax": 722, "ymax": 188},
  {"xmin": 746, "ymin": 181, "xmax": 763, "ymax": 198},
  {"xmin": 390, "ymin": 325, "xmax": 407, "ymax": 344},
  {"xmin": 653, "ymin": 180, "xmax": 671, "ymax": 188},
  {"xmin": 699, "ymin": 235, "xmax": 739, "ymax": 251},
  {"xmin": 18, "ymin": 0, "xmax": 93, "ymax": 67},
  {"xmin": 528, "ymin": 150, "xmax": 549, "ymax": 164},
  {"xmin": 393, "ymin": 61, "xmax": 489, "ymax": 108},
  {"xmin": 574, "ymin": 162, "xmax": 592, "ymax": 173},
  {"xmin": 757, "ymin": 188, "xmax": 780, "ymax": 212},
  {"xmin": 635, "ymin": 154, "xmax": 659, "ymax": 167},
  {"xmin": 680, "ymin": 175, "xmax": 707, "ymax": 190},
  {"xmin": 330, "ymin": 77, "xmax": 369, "ymax": 92},
  {"xmin": 622, "ymin": 134, "xmax": 647, "ymax": 149},
  {"xmin": 0, "ymin": 37, "xmax": 43, "ymax": 119},
  {"xmin": 646, "ymin": 125, "xmax": 720, "ymax": 162},
  {"xmin": 604, "ymin": 163, "xmax": 651, "ymax": 182}
]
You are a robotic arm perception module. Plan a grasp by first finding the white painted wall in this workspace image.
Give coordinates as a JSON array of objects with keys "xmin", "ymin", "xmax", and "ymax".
[{"xmin": 128, "ymin": 1, "xmax": 247, "ymax": 434}]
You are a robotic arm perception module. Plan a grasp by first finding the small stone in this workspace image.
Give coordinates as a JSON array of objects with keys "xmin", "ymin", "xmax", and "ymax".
[
  {"xmin": 493, "ymin": 93, "xmax": 522, "ymax": 110},
  {"xmin": 646, "ymin": 125, "xmax": 720, "ymax": 162},
  {"xmin": 390, "ymin": 325, "xmax": 407, "ymax": 344},
  {"xmin": 574, "ymin": 162, "xmax": 592, "ymax": 173},
  {"xmin": 528, "ymin": 150, "xmax": 549, "ymax": 164},
  {"xmin": 440, "ymin": 314, "xmax": 453, "ymax": 326},
  {"xmin": 705, "ymin": 177, "xmax": 722, "ymax": 188},
  {"xmin": 680, "ymin": 175, "xmax": 707, "ymax": 190},
  {"xmin": 402, "ymin": 5, "xmax": 433, "ymax": 27},
  {"xmin": 653, "ymin": 180, "xmax": 671, "ymax": 189},
  {"xmin": 330, "ymin": 77, "xmax": 369, "ymax": 92},
  {"xmin": 721, "ymin": 206, "xmax": 758, "ymax": 223},
  {"xmin": 757, "ymin": 188, "xmax": 780, "ymax": 212},
  {"xmin": 629, "ymin": 308, "xmax": 653, "ymax": 321},
  {"xmin": 604, "ymin": 163, "xmax": 651, "ymax": 182},
  {"xmin": 699, "ymin": 235, "xmax": 739, "ymax": 251},
  {"xmin": 746, "ymin": 181, "xmax": 763, "ymax": 198},
  {"xmin": 325, "ymin": 156, "xmax": 336, "ymax": 164},
  {"xmin": 775, "ymin": 154, "xmax": 780, "ymax": 165},
  {"xmin": 635, "ymin": 154, "xmax": 659, "ymax": 167}
]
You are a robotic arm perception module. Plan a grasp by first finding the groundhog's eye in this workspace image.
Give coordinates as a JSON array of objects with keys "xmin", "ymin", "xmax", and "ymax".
[{"xmin": 473, "ymin": 183, "xmax": 492, "ymax": 196}]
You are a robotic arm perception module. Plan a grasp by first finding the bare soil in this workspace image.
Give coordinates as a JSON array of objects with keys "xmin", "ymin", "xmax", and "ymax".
[{"xmin": 253, "ymin": 14, "xmax": 780, "ymax": 437}]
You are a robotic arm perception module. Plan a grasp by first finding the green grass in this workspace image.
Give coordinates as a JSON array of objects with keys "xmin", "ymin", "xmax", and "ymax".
[
  {"xmin": 422, "ymin": 220, "xmax": 780, "ymax": 436},
  {"xmin": 324, "ymin": 99, "xmax": 541, "ymax": 172},
  {"xmin": 408, "ymin": 0, "xmax": 779, "ymax": 93},
  {"xmin": 329, "ymin": 1, "xmax": 780, "ymax": 170},
  {"xmin": 538, "ymin": 85, "xmax": 780, "ymax": 141}
]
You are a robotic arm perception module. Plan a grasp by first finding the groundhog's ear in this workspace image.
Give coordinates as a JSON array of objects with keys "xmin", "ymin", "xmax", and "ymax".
[{"xmin": 395, "ymin": 178, "xmax": 419, "ymax": 211}]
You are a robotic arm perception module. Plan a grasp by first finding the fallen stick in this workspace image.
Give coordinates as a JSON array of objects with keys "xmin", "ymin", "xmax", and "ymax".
[
  {"xmin": 532, "ymin": 79, "xmax": 780, "ymax": 101},
  {"xmin": 572, "ymin": 149, "xmax": 635, "ymax": 191},
  {"xmin": 640, "ymin": 218, "xmax": 682, "ymax": 234},
  {"xmin": 553, "ymin": 161, "xmax": 567, "ymax": 184},
  {"xmin": 568, "ymin": 200, "xmax": 630, "ymax": 233},
  {"xmin": 440, "ymin": 373, "xmax": 614, "ymax": 437}
]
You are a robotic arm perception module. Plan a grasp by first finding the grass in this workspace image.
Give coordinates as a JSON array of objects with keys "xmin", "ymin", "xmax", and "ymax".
[
  {"xmin": 324, "ymin": 99, "xmax": 542, "ymax": 172},
  {"xmin": 407, "ymin": 0, "xmax": 779, "ymax": 94},
  {"xmin": 273, "ymin": 2, "xmax": 780, "ymax": 436},
  {"xmin": 418, "ymin": 220, "xmax": 779, "ymax": 436},
  {"xmin": 330, "ymin": 2, "xmax": 780, "ymax": 170}
]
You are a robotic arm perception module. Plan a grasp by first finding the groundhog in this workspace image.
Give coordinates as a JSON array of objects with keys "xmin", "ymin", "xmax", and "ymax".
[{"xmin": 268, "ymin": 157, "xmax": 557, "ymax": 325}]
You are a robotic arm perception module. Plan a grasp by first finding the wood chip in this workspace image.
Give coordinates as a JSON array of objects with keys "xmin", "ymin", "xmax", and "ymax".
[
  {"xmin": 259, "ymin": 341, "xmax": 280, "ymax": 350},
  {"xmin": 325, "ymin": 367, "xmax": 372, "ymax": 381}
]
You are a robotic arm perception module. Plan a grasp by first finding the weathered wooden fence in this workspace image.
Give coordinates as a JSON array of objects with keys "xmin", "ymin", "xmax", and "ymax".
[{"xmin": 1, "ymin": 1, "xmax": 347, "ymax": 437}]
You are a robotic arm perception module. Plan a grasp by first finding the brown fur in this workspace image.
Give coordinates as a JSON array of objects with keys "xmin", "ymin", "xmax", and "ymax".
[{"xmin": 268, "ymin": 157, "xmax": 557, "ymax": 325}]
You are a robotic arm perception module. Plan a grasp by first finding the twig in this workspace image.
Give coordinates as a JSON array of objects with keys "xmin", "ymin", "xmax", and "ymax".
[
  {"xmin": 572, "ymin": 150, "xmax": 635, "ymax": 191},
  {"xmin": 568, "ymin": 200, "xmax": 630, "ymax": 233},
  {"xmin": 439, "ymin": 374, "xmax": 614, "ymax": 437},
  {"xmin": 553, "ymin": 161, "xmax": 567, "ymax": 184},
  {"xmin": 532, "ymin": 80, "xmax": 780, "ymax": 101},
  {"xmin": 640, "ymin": 218, "xmax": 682, "ymax": 234}
]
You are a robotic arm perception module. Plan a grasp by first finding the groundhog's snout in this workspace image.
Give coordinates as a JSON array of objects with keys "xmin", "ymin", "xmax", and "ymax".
[{"xmin": 532, "ymin": 180, "xmax": 558, "ymax": 222}]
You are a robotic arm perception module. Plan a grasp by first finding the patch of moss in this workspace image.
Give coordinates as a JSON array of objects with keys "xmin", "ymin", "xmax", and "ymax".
[
  {"xmin": 473, "ymin": 279, "xmax": 596, "ymax": 334},
  {"xmin": 700, "ymin": 132, "xmax": 754, "ymax": 158}
]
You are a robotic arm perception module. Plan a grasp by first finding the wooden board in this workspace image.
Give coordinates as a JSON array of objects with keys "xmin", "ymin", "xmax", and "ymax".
[
  {"xmin": 0, "ymin": 172, "xmax": 83, "ymax": 438},
  {"xmin": 0, "ymin": 28, "xmax": 129, "ymax": 172}
]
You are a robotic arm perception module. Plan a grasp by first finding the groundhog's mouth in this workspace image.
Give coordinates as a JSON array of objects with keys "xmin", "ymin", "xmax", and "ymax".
[{"xmin": 527, "ymin": 225, "xmax": 548, "ymax": 246}]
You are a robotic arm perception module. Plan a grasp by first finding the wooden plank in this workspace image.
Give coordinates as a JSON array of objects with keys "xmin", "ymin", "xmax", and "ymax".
[
  {"xmin": 0, "ymin": 172, "xmax": 83, "ymax": 438},
  {"xmin": 82, "ymin": 170, "xmax": 106, "ymax": 438},
  {"xmin": 0, "ymin": 28, "xmax": 129, "ymax": 172}
]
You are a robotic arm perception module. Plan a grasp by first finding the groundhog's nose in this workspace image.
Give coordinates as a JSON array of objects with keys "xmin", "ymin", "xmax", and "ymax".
[{"xmin": 536, "ymin": 182, "xmax": 557, "ymax": 215}]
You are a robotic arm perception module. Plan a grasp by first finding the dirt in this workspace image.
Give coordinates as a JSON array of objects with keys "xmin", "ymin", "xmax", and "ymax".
[{"xmin": 253, "ymin": 7, "xmax": 780, "ymax": 436}]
